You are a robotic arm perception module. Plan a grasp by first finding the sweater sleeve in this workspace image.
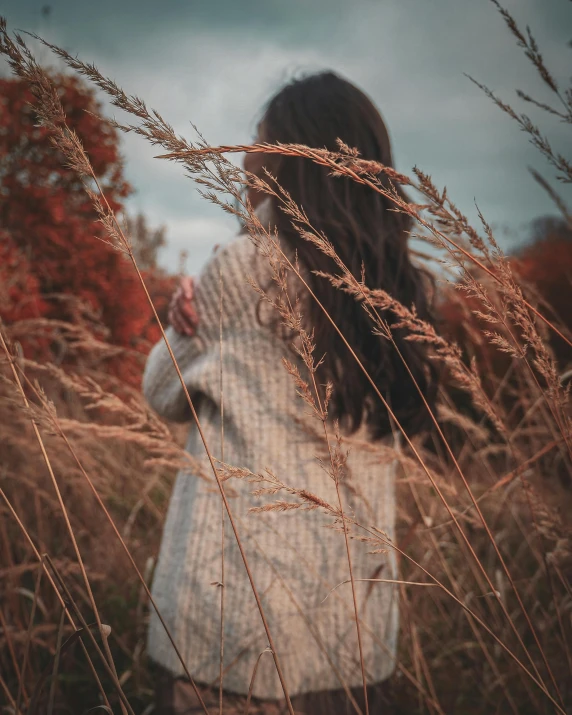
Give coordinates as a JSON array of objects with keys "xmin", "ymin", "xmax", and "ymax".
[{"xmin": 142, "ymin": 236, "xmax": 260, "ymax": 423}]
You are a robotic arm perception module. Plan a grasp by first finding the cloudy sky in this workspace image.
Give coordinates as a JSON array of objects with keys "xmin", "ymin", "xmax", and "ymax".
[{"xmin": 1, "ymin": 0, "xmax": 571, "ymax": 274}]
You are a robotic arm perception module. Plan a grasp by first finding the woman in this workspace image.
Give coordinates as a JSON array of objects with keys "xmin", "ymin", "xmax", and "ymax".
[{"xmin": 143, "ymin": 71, "xmax": 437, "ymax": 714}]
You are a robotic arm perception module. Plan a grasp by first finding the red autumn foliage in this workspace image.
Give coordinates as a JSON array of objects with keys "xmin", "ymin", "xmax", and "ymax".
[
  {"xmin": 0, "ymin": 73, "xmax": 176, "ymax": 384},
  {"xmin": 0, "ymin": 229, "xmax": 48, "ymax": 322}
]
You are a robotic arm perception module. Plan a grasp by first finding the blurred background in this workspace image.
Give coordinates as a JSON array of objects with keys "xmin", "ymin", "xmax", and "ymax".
[{"xmin": 1, "ymin": 0, "xmax": 571, "ymax": 274}]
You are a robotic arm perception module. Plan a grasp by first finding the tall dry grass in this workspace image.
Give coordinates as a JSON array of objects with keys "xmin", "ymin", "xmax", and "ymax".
[{"xmin": 1, "ymin": 2, "xmax": 571, "ymax": 713}]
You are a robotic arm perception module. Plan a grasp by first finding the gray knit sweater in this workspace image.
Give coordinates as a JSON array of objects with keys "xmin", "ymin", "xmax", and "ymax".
[{"xmin": 143, "ymin": 233, "xmax": 399, "ymax": 700}]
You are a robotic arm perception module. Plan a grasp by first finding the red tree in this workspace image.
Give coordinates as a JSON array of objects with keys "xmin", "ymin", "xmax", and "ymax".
[{"xmin": 0, "ymin": 73, "xmax": 173, "ymax": 383}]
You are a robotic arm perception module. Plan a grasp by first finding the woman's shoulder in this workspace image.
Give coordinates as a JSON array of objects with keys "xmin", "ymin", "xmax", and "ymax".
[{"xmin": 199, "ymin": 233, "xmax": 264, "ymax": 284}]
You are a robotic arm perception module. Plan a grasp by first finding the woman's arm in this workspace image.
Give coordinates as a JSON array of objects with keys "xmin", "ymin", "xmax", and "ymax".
[
  {"xmin": 142, "ymin": 236, "xmax": 258, "ymax": 423},
  {"xmin": 142, "ymin": 324, "xmax": 206, "ymax": 423}
]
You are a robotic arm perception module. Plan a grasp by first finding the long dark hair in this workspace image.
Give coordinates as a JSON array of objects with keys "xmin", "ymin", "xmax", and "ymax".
[{"xmin": 257, "ymin": 71, "xmax": 438, "ymax": 439}]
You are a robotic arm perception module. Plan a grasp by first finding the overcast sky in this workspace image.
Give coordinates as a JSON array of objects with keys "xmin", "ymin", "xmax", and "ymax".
[{"xmin": 1, "ymin": 0, "xmax": 571, "ymax": 274}]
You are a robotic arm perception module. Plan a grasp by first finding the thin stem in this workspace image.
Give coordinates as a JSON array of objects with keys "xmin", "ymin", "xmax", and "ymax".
[
  {"xmin": 334, "ymin": 480, "xmax": 369, "ymax": 715},
  {"xmin": 47, "ymin": 607, "xmax": 66, "ymax": 715},
  {"xmin": 16, "ymin": 562, "xmax": 43, "ymax": 714},
  {"xmin": 218, "ymin": 263, "xmax": 226, "ymax": 715}
]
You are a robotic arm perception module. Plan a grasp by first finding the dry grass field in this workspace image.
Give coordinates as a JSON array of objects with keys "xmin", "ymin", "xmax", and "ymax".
[{"xmin": 1, "ymin": 4, "xmax": 571, "ymax": 713}]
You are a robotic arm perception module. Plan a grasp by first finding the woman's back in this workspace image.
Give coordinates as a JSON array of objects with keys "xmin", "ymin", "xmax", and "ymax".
[{"xmin": 143, "ymin": 235, "xmax": 399, "ymax": 699}]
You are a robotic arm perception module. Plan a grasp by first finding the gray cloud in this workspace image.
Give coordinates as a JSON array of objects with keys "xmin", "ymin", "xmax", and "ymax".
[{"xmin": 1, "ymin": 0, "xmax": 571, "ymax": 272}]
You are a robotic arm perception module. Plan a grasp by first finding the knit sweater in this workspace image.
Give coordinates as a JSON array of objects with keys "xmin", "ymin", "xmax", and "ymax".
[{"xmin": 143, "ymin": 233, "xmax": 399, "ymax": 700}]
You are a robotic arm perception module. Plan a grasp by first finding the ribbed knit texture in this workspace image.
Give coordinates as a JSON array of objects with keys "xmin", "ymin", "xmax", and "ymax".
[{"xmin": 143, "ymin": 234, "xmax": 399, "ymax": 700}]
